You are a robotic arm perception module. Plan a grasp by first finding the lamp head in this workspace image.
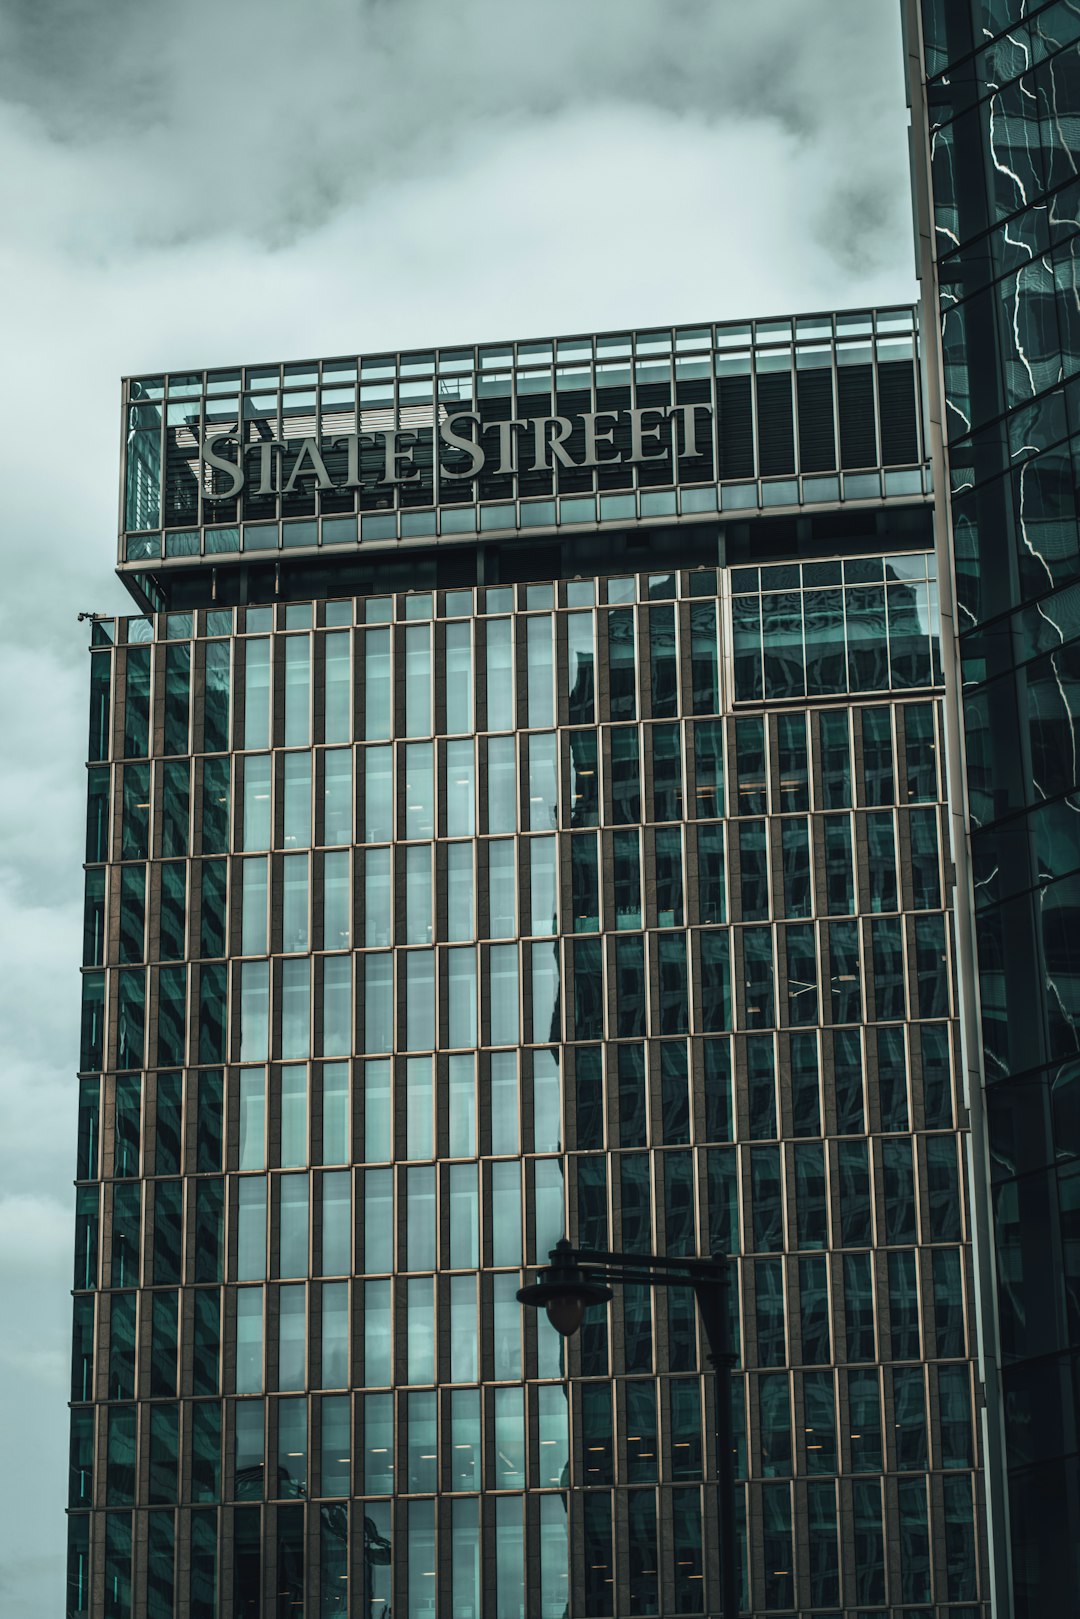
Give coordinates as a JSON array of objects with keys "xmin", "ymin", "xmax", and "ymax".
[{"xmin": 516, "ymin": 1238, "xmax": 613, "ymax": 1339}]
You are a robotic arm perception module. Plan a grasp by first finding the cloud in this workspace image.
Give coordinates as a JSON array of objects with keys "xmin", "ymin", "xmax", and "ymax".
[{"xmin": 0, "ymin": 5, "xmax": 917, "ymax": 1613}]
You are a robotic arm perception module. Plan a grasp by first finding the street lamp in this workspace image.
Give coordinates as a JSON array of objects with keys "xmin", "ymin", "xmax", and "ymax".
[{"xmin": 519, "ymin": 1238, "xmax": 739, "ymax": 1619}]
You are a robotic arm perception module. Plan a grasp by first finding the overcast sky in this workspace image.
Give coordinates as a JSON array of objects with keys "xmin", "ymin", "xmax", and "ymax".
[{"xmin": 0, "ymin": 3, "xmax": 914, "ymax": 1611}]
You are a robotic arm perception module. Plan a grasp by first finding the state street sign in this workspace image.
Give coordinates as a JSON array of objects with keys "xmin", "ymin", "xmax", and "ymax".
[{"xmin": 200, "ymin": 403, "xmax": 714, "ymax": 500}]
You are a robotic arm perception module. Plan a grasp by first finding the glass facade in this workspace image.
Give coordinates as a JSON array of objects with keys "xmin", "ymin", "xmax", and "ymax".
[
  {"xmin": 907, "ymin": 4, "xmax": 1080, "ymax": 1614},
  {"xmin": 70, "ymin": 309, "xmax": 987, "ymax": 1617}
]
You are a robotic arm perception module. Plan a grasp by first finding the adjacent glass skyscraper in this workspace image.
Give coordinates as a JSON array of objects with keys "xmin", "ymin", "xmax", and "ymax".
[
  {"xmin": 906, "ymin": 3, "xmax": 1080, "ymax": 1614},
  {"xmin": 70, "ymin": 308, "xmax": 989, "ymax": 1616}
]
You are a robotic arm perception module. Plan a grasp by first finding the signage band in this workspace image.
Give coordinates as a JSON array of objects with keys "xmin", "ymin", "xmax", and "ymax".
[{"xmin": 200, "ymin": 404, "xmax": 714, "ymax": 501}]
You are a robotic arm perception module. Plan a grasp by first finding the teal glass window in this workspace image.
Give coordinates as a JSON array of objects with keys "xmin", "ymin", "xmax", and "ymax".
[
  {"xmin": 483, "ymin": 616, "xmax": 514, "ymax": 730},
  {"xmin": 626, "ymin": 1491, "xmax": 658, "ymax": 1615},
  {"xmin": 363, "ymin": 746, "xmax": 392, "ymax": 843},
  {"xmin": 89, "ymin": 650, "xmax": 111, "ymax": 761},
  {"xmin": 806, "ymin": 1480, "xmax": 839, "ymax": 1606},
  {"xmin": 526, "ymin": 730, "xmax": 557, "ymax": 831},
  {"xmin": 322, "ymin": 749, "xmax": 352, "ymax": 847},
  {"xmin": 613, "ymin": 933, "xmax": 645, "ymax": 1035},
  {"xmin": 738, "ymin": 820, "xmax": 769, "ymax": 920},
  {"xmin": 403, "ymin": 623, "xmax": 431, "ymax": 737},
  {"xmin": 742, "ymin": 927, "xmax": 774, "ymax": 1028},
  {"xmin": 690, "ymin": 601, "xmax": 719, "ymax": 713},
  {"xmin": 652, "ymin": 723, "xmax": 683, "ymax": 821},
  {"xmin": 121, "ymin": 762, "xmax": 150, "ymax": 859},
  {"xmin": 943, "ymin": 1474, "xmax": 978, "ymax": 1600},
  {"xmin": 750, "ymin": 1145, "xmax": 783, "ymax": 1251},
  {"xmin": 799, "ymin": 1255, "xmax": 831, "ymax": 1363},
  {"xmin": 363, "ymin": 1278, "xmax": 392, "ymax": 1385},
  {"xmin": 779, "ymin": 817, "xmax": 811, "ymax": 916},
  {"xmin": 804, "ymin": 587, "xmax": 846, "ymax": 697},
  {"xmin": 746, "ymin": 1035, "xmax": 777, "ymax": 1137},
  {"xmin": 108, "ymin": 1290, "xmax": 136, "ymax": 1399},
  {"xmin": 161, "ymin": 760, "xmax": 190, "ymax": 856},
  {"xmin": 852, "ymin": 1478, "xmax": 885, "ymax": 1604},
  {"xmin": 894, "ymin": 1364, "xmax": 928, "ymax": 1469},
  {"xmin": 875, "ymin": 1023, "xmax": 908, "ymax": 1129},
  {"xmin": 319, "ymin": 1281, "xmax": 348, "ymax": 1386},
  {"xmin": 106, "ymin": 1404, "xmax": 137, "ymax": 1504},
  {"xmin": 363, "ymin": 627, "xmax": 391, "ymax": 740},
  {"xmin": 234, "ymin": 1400, "xmax": 264, "ymax": 1498},
  {"xmin": 149, "ymin": 1291, "xmax": 178, "ymax": 1399},
  {"xmin": 444, "ymin": 620, "xmax": 473, "ymax": 733},
  {"xmin": 866, "ymin": 810, "xmax": 897, "ymax": 911},
  {"xmin": 449, "ymin": 1386, "xmax": 480, "ymax": 1487},
  {"xmin": 486, "ymin": 734, "xmax": 517, "ymax": 834},
  {"xmin": 363, "ymin": 955, "xmax": 392, "ymax": 1054},
  {"xmin": 244, "ymin": 638, "xmax": 270, "ymax": 749},
  {"xmin": 823, "ymin": 814, "xmax": 854, "ymax": 914},
  {"xmin": 103, "ymin": 1506, "xmax": 132, "ymax": 1614},
  {"xmin": 861, "ymin": 706, "xmax": 895, "ymax": 804},
  {"xmin": 755, "ymin": 1255, "xmax": 786, "ymax": 1365},
  {"xmin": 163, "ymin": 642, "xmax": 190, "ymax": 755},
  {"xmin": 938, "ymin": 1364, "xmax": 974, "ymax": 1467},
  {"xmin": 785, "ymin": 924, "xmax": 818, "ymax": 1026},
  {"xmin": 707, "ymin": 1149, "xmax": 739, "ymax": 1257},
  {"xmin": 904, "ymin": 702, "xmax": 938, "ymax": 800},
  {"xmin": 124, "ymin": 647, "xmax": 151, "ymax": 758},
  {"xmin": 848, "ymin": 1368, "xmax": 883, "ymax": 1471},
  {"xmin": 609, "ymin": 726, "xmax": 641, "ymax": 823},
  {"xmin": 909, "ymin": 805, "xmax": 942, "ymax": 908},
  {"xmin": 284, "ymin": 635, "xmax": 311, "ymax": 746},
  {"xmin": 760, "ymin": 1483, "xmax": 793, "ymax": 1609},
  {"xmin": 203, "ymin": 639, "xmax": 231, "ymax": 753},
  {"xmin": 111, "ymin": 1181, "xmax": 140, "ymax": 1286},
  {"xmin": 68, "ymin": 1411, "xmax": 93, "ymax": 1508},
  {"xmin": 282, "ymin": 751, "xmax": 312, "ymax": 847},
  {"xmin": 803, "ymin": 1369, "xmax": 836, "ymax": 1472},
  {"xmin": 827, "ymin": 919, "xmax": 861, "ymax": 1023},
  {"xmin": 191, "ymin": 1290, "xmax": 220, "ymax": 1398},
  {"xmin": 693, "ymin": 719, "xmax": 724, "ymax": 818},
  {"xmin": 566, "ymin": 610, "xmax": 596, "ymax": 724},
  {"xmin": 888, "ymin": 1247, "xmax": 921, "ymax": 1359},
  {"xmin": 653, "ymin": 827, "xmax": 682, "ymax": 926},
  {"xmin": 190, "ymin": 1399, "xmax": 221, "ymax": 1501},
  {"xmin": 277, "ymin": 1397, "xmax": 307, "ymax": 1498},
  {"xmin": 194, "ymin": 1178, "xmax": 224, "ymax": 1283},
  {"xmin": 703, "ymin": 1038, "xmax": 732, "ymax": 1140},
  {"xmin": 833, "ymin": 1027, "xmax": 865, "ymax": 1132},
  {"xmin": 405, "ymin": 1389, "xmax": 437, "ymax": 1492},
  {"xmin": 526, "ymin": 614, "xmax": 554, "ymax": 727},
  {"xmin": 735, "ymin": 717, "xmax": 767, "ymax": 813},
  {"xmin": 926, "ymin": 1134, "xmax": 962, "ymax": 1239},
  {"xmin": 818, "ymin": 710, "xmax": 851, "ymax": 808},
  {"xmin": 495, "ymin": 1497, "xmax": 525, "ymax": 1619},
  {"xmin": 606, "ymin": 607, "xmax": 636, "ymax": 720},
  {"xmin": 87, "ymin": 765, "xmax": 110, "ymax": 861},
  {"xmin": 794, "ymin": 1142, "xmax": 827, "ymax": 1248},
  {"xmin": 649, "ymin": 604, "xmax": 678, "ymax": 717},
  {"xmin": 844, "ymin": 1250, "xmax": 875, "ymax": 1360},
  {"xmin": 76, "ymin": 1077, "xmax": 99, "ymax": 1181},
  {"xmin": 776, "ymin": 712, "xmax": 809, "ymax": 810},
  {"xmin": 920, "ymin": 1020, "xmax": 954, "ymax": 1127},
  {"xmin": 898, "ymin": 1476, "xmax": 932, "ymax": 1603},
  {"xmin": 200, "ymin": 756, "xmax": 230, "ymax": 853},
  {"xmin": 114, "ymin": 1072, "xmax": 141, "ymax": 1176},
  {"xmin": 871, "ymin": 915, "xmax": 906, "ymax": 1021},
  {"xmin": 147, "ymin": 1404, "xmax": 178, "ymax": 1506},
  {"xmin": 790, "ymin": 1031, "xmax": 821, "ymax": 1134},
  {"xmin": 406, "ymin": 1275, "xmax": 435, "ymax": 1383}
]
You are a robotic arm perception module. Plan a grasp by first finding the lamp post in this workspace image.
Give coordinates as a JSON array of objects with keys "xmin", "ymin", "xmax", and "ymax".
[{"xmin": 518, "ymin": 1239, "xmax": 739, "ymax": 1619}]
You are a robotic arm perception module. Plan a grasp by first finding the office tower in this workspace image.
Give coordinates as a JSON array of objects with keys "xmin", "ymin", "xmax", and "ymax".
[
  {"xmin": 70, "ymin": 308, "xmax": 988, "ymax": 1616},
  {"xmin": 905, "ymin": 4, "xmax": 1080, "ymax": 1612}
]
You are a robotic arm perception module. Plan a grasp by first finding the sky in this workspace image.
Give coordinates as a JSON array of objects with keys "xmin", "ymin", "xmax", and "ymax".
[{"xmin": 0, "ymin": 3, "xmax": 916, "ymax": 1612}]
